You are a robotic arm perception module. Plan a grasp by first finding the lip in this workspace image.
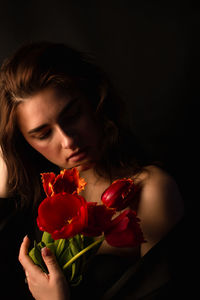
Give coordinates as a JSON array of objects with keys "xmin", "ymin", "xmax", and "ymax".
[{"xmin": 67, "ymin": 147, "xmax": 89, "ymax": 163}]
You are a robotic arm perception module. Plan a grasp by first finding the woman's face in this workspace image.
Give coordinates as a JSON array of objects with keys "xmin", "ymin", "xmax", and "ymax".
[{"xmin": 16, "ymin": 88, "xmax": 102, "ymax": 171}]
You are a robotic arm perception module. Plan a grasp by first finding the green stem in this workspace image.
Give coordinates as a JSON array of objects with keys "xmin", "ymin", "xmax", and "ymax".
[{"xmin": 62, "ymin": 236, "xmax": 104, "ymax": 270}]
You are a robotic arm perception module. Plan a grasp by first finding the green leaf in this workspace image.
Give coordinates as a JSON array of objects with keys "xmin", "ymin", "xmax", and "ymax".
[
  {"xmin": 29, "ymin": 247, "xmax": 39, "ymax": 265},
  {"xmin": 62, "ymin": 236, "xmax": 104, "ymax": 286},
  {"xmin": 59, "ymin": 245, "xmax": 73, "ymax": 266},
  {"xmin": 69, "ymin": 235, "xmax": 82, "ymax": 255},
  {"xmin": 71, "ymin": 274, "xmax": 83, "ymax": 287},
  {"xmin": 28, "ymin": 241, "xmax": 47, "ymax": 273},
  {"xmin": 34, "ymin": 241, "xmax": 48, "ymax": 273},
  {"xmin": 61, "ymin": 248, "xmax": 73, "ymax": 280},
  {"xmin": 58, "ymin": 236, "xmax": 82, "ymax": 283},
  {"xmin": 55, "ymin": 239, "xmax": 68, "ymax": 258},
  {"xmin": 38, "ymin": 241, "xmax": 46, "ymax": 249},
  {"xmin": 54, "ymin": 239, "xmax": 60, "ymax": 248},
  {"xmin": 68, "ymin": 236, "xmax": 84, "ymax": 280},
  {"xmin": 70, "ymin": 262, "xmax": 76, "ymax": 281},
  {"xmin": 74, "ymin": 234, "xmax": 84, "ymax": 249},
  {"xmin": 45, "ymin": 242, "xmax": 56, "ymax": 255},
  {"xmin": 41, "ymin": 231, "xmax": 54, "ymax": 244}
]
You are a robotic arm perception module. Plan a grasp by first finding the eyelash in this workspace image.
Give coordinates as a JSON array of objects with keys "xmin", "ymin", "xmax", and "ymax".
[
  {"xmin": 37, "ymin": 130, "xmax": 52, "ymax": 140},
  {"xmin": 35, "ymin": 105, "xmax": 82, "ymax": 140}
]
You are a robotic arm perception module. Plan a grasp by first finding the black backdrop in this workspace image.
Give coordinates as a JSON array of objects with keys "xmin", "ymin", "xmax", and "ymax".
[{"xmin": 0, "ymin": 0, "xmax": 199, "ymax": 212}]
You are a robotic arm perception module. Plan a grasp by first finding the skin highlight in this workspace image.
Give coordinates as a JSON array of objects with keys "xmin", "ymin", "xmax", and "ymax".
[{"xmin": 16, "ymin": 88, "xmax": 102, "ymax": 173}]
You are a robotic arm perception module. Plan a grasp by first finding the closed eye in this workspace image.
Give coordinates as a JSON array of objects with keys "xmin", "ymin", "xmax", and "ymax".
[{"xmin": 34, "ymin": 130, "xmax": 52, "ymax": 140}]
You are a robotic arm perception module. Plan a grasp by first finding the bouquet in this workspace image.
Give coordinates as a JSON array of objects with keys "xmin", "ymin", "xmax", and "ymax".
[{"xmin": 29, "ymin": 168, "xmax": 145, "ymax": 286}]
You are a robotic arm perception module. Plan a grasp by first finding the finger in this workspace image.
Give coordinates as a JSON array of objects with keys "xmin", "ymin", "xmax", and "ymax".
[
  {"xmin": 18, "ymin": 236, "xmax": 44, "ymax": 275},
  {"xmin": 41, "ymin": 247, "xmax": 62, "ymax": 276},
  {"xmin": 18, "ymin": 235, "xmax": 31, "ymax": 267},
  {"xmin": 24, "ymin": 270, "xmax": 30, "ymax": 284}
]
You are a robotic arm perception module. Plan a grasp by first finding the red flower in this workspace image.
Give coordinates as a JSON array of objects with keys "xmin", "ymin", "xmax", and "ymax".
[
  {"xmin": 41, "ymin": 168, "xmax": 86, "ymax": 197},
  {"xmin": 101, "ymin": 178, "xmax": 136, "ymax": 211},
  {"xmin": 82, "ymin": 202, "xmax": 115, "ymax": 236},
  {"xmin": 37, "ymin": 193, "xmax": 88, "ymax": 240},
  {"xmin": 104, "ymin": 209, "xmax": 145, "ymax": 247}
]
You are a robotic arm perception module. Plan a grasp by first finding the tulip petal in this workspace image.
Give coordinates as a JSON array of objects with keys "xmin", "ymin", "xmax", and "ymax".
[
  {"xmin": 41, "ymin": 168, "xmax": 86, "ymax": 197},
  {"xmin": 41, "ymin": 172, "xmax": 56, "ymax": 197},
  {"xmin": 53, "ymin": 168, "xmax": 86, "ymax": 195},
  {"xmin": 82, "ymin": 202, "xmax": 115, "ymax": 236},
  {"xmin": 101, "ymin": 178, "xmax": 136, "ymax": 211},
  {"xmin": 105, "ymin": 209, "xmax": 145, "ymax": 247},
  {"xmin": 37, "ymin": 193, "xmax": 88, "ymax": 240}
]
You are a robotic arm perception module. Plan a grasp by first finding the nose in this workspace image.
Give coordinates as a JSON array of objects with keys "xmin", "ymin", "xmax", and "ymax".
[{"xmin": 56, "ymin": 126, "xmax": 78, "ymax": 150}]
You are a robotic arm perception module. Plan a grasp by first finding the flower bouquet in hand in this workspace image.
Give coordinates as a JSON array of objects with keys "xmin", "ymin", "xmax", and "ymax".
[{"xmin": 29, "ymin": 168, "xmax": 145, "ymax": 286}]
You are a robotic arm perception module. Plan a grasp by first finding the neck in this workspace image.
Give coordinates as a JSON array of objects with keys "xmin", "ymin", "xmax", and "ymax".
[
  {"xmin": 79, "ymin": 167, "xmax": 101, "ymax": 185},
  {"xmin": 79, "ymin": 166, "xmax": 112, "ymax": 204}
]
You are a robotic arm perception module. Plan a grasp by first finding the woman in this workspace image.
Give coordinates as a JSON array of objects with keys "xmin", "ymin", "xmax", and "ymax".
[{"xmin": 0, "ymin": 42, "xmax": 185, "ymax": 299}]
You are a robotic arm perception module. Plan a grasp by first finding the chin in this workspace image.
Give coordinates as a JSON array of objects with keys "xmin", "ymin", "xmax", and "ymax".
[
  {"xmin": 76, "ymin": 163, "xmax": 92, "ymax": 172},
  {"xmin": 75, "ymin": 159, "xmax": 97, "ymax": 172},
  {"xmin": 60, "ymin": 158, "xmax": 95, "ymax": 172}
]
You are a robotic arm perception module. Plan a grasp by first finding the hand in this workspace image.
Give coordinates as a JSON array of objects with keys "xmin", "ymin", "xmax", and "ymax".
[
  {"xmin": 0, "ymin": 146, "xmax": 9, "ymax": 198},
  {"xmin": 18, "ymin": 236, "xmax": 70, "ymax": 300}
]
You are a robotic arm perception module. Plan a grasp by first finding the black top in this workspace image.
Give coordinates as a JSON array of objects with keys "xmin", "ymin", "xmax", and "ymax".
[
  {"xmin": 0, "ymin": 197, "xmax": 35, "ymax": 299},
  {"xmin": 71, "ymin": 217, "xmax": 195, "ymax": 300},
  {"xmin": 0, "ymin": 197, "xmax": 195, "ymax": 300}
]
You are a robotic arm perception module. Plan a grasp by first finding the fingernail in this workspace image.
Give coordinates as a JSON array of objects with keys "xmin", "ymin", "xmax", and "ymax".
[{"xmin": 41, "ymin": 247, "xmax": 51, "ymax": 256}]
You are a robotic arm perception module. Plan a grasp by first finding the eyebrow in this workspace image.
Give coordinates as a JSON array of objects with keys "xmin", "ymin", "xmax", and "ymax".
[
  {"xmin": 27, "ymin": 124, "xmax": 49, "ymax": 135},
  {"xmin": 27, "ymin": 97, "xmax": 79, "ymax": 135}
]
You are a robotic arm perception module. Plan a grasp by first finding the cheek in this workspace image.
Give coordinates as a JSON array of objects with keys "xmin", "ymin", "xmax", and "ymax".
[{"xmin": 25, "ymin": 138, "xmax": 57, "ymax": 159}]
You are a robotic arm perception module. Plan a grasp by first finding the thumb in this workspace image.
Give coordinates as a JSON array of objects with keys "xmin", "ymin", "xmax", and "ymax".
[{"xmin": 41, "ymin": 247, "xmax": 62, "ymax": 275}]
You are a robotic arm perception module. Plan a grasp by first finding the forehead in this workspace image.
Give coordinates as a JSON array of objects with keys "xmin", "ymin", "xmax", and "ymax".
[{"xmin": 16, "ymin": 88, "xmax": 78, "ymax": 131}]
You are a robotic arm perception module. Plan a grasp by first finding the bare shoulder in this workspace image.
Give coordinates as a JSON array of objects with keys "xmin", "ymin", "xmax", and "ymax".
[{"xmin": 132, "ymin": 165, "xmax": 185, "ymax": 256}]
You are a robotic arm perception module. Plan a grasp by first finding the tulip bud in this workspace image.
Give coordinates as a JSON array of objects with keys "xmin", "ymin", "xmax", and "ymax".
[
  {"xmin": 104, "ymin": 209, "xmax": 145, "ymax": 247},
  {"xmin": 101, "ymin": 178, "xmax": 136, "ymax": 211}
]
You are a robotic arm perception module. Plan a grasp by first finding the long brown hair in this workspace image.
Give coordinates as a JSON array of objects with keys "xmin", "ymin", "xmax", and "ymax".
[{"xmin": 0, "ymin": 41, "xmax": 151, "ymax": 210}]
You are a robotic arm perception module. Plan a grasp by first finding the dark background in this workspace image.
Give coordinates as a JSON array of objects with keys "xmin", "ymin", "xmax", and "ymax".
[{"xmin": 0, "ymin": 0, "xmax": 199, "ymax": 212}]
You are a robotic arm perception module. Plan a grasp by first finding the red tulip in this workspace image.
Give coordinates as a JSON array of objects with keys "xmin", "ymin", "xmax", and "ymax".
[
  {"xmin": 104, "ymin": 209, "xmax": 145, "ymax": 247},
  {"xmin": 41, "ymin": 172, "xmax": 56, "ymax": 197},
  {"xmin": 37, "ymin": 192, "xmax": 88, "ymax": 240},
  {"xmin": 82, "ymin": 202, "xmax": 116, "ymax": 236},
  {"xmin": 101, "ymin": 178, "xmax": 136, "ymax": 211},
  {"xmin": 41, "ymin": 168, "xmax": 86, "ymax": 197}
]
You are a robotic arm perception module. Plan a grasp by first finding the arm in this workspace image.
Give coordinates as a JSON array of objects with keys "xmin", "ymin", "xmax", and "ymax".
[
  {"xmin": 0, "ymin": 146, "xmax": 9, "ymax": 198},
  {"xmin": 18, "ymin": 236, "xmax": 70, "ymax": 300},
  {"xmin": 135, "ymin": 166, "xmax": 185, "ymax": 256},
  {"xmin": 0, "ymin": 147, "xmax": 34, "ymax": 299}
]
